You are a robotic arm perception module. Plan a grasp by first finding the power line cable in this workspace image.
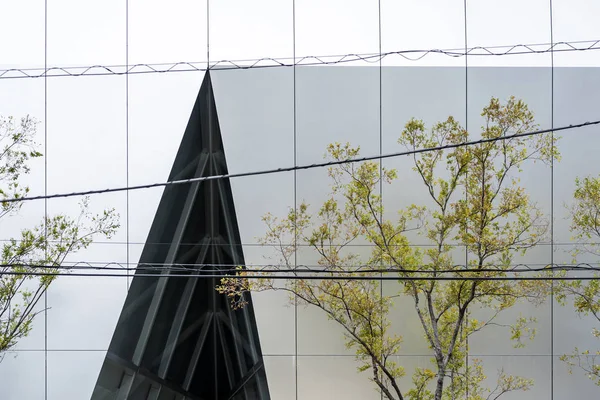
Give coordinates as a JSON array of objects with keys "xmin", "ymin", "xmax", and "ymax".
[
  {"xmin": 0, "ymin": 269, "xmax": 596, "ymax": 281},
  {"xmin": 0, "ymin": 238, "xmax": 598, "ymax": 247},
  {"xmin": 2, "ymin": 118, "xmax": 598, "ymax": 205},
  {"xmin": 2, "ymin": 261, "xmax": 600, "ymax": 274},
  {"xmin": 1, "ymin": 39, "xmax": 599, "ymax": 80}
]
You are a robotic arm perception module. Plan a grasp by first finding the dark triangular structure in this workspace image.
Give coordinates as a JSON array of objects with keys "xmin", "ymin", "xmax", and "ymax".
[{"xmin": 91, "ymin": 72, "xmax": 270, "ymax": 400}]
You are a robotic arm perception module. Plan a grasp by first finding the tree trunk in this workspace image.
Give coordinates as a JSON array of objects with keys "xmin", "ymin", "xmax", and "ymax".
[{"xmin": 434, "ymin": 371, "xmax": 446, "ymax": 400}]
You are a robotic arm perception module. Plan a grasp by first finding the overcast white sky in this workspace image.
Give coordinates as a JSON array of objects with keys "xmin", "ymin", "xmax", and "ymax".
[
  {"xmin": 1, "ymin": 0, "xmax": 600, "ymax": 69},
  {"xmin": 0, "ymin": 1, "xmax": 600, "ymax": 399}
]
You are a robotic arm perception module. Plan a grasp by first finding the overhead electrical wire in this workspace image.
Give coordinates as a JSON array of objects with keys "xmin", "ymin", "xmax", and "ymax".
[
  {"xmin": 0, "ymin": 269, "xmax": 596, "ymax": 281},
  {"xmin": 0, "ymin": 39, "xmax": 599, "ymax": 80},
  {"xmin": 1, "ymin": 238, "xmax": 599, "ymax": 247},
  {"xmin": 1, "ymin": 40, "xmax": 598, "ymax": 281},
  {"xmin": 2, "ymin": 118, "xmax": 599, "ymax": 205},
  {"xmin": 1, "ymin": 261, "xmax": 599, "ymax": 277}
]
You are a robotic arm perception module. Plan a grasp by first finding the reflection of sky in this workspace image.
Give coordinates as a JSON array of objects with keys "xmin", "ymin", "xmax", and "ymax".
[
  {"xmin": 2, "ymin": 0, "xmax": 600, "ymax": 69},
  {"xmin": 0, "ymin": 1, "xmax": 600, "ymax": 398},
  {"xmin": 0, "ymin": 65, "xmax": 597, "ymax": 399}
]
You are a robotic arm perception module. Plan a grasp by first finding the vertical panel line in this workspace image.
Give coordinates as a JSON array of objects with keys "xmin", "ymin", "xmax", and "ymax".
[
  {"xmin": 207, "ymin": 0, "xmax": 210, "ymax": 68},
  {"xmin": 463, "ymin": 1, "xmax": 469, "ymax": 398},
  {"xmin": 292, "ymin": 1, "xmax": 298, "ymax": 399},
  {"xmin": 44, "ymin": 0, "xmax": 49, "ymax": 398},
  {"xmin": 549, "ymin": 0, "xmax": 555, "ymax": 398},
  {"xmin": 126, "ymin": 0, "xmax": 130, "ymax": 290},
  {"xmin": 378, "ymin": 1, "xmax": 383, "ymax": 399}
]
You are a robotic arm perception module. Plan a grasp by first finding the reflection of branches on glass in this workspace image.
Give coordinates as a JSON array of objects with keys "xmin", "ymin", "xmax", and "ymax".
[
  {"xmin": 0, "ymin": 115, "xmax": 120, "ymax": 358},
  {"xmin": 553, "ymin": 174, "xmax": 600, "ymax": 386},
  {"xmin": 569, "ymin": 176, "xmax": 600, "ymax": 259},
  {"xmin": 219, "ymin": 97, "xmax": 556, "ymax": 400},
  {"xmin": 560, "ymin": 340, "xmax": 600, "ymax": 387},
  {"xmin": 485, "ymin": 367, "xmax": 534, "ymax": 400}
]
